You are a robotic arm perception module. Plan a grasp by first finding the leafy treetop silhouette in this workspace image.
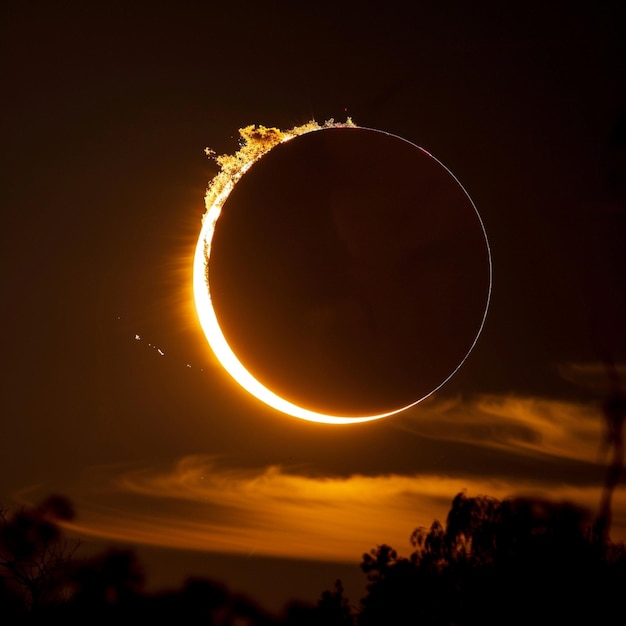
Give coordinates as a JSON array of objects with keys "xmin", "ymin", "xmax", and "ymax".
[{"xmin": 357, "ymin": 490, "xmax": 626, "ymax": 626}]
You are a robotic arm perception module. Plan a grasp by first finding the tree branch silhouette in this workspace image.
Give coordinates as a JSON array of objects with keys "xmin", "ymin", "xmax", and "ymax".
[{"xmin": 0, "ymin": 496, "xmax": 81, "ymax": 612}]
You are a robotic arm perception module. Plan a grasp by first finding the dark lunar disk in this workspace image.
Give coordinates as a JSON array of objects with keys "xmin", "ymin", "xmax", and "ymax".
[{"xmin": 209, "ymin": 127, "xmax": 490, "ymax": 416}]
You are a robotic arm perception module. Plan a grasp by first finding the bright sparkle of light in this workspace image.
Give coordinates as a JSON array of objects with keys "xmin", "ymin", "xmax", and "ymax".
[{"xmin": 193, "ymin": 119, "xmax": 491, "ymax": 425}]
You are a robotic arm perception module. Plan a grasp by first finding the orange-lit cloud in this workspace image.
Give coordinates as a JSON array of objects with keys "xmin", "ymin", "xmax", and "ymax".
[
  {"xmin": 558, "ymin": 360, "xmax": 626, "ymax": 393},
  {"xmin": 59, "ymin": 456, "xmax": 624, "ymax": 564},
  {"xmin": 47, "ymin": 391, "xmax": 625, "ymax": 564},
  {"xmin": 398, "ymin": 392, "xmax": 605, "ymax": 464}
]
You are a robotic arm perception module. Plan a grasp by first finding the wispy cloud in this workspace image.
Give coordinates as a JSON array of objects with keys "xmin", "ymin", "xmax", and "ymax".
[
  {"xmin": 558, "ymin": 360, "xmax": 626, "ymax": 393},
  {"xmin": 62, "ymin": 461, "xmax": 624, "ymax": 564},
  {"xmin": 28, "ymin": 389, "xmax": 623, "ymax": 563},
  {"xmin": 398, "ymin": 393, "xmax": 605, "ymax": 464}
]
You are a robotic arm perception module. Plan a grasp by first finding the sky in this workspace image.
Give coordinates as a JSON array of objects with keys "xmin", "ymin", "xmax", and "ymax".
[{"xmin": 2, "ymin": 0, "xmax": 626, "ymax": 613}]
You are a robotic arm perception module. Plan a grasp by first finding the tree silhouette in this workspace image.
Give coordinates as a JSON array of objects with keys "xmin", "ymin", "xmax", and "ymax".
[
  {"xmin": 316, "ymin": 579, "xmax": 354, "ymax": 626},
  {"xmin": 597, "ymin": 355, "xmax": 626, "ymax": 542},
  {"xmin": 358, "ymin": 491, "xmax": 626, "ymax": 626},
  {"xmin": 69, "ymin": 547, "xmax": 145, "ymax": 615},
  {"xmin": 0, "ymin": 495, "xmax": 80, "ymax": 615},
  {"xmin": 282, "ymin": 580, "xmax": 354, "ymax": 626},
  {"xmin": 3, "ymin": 492, "xmax": 625, "ymax": 624},
  {"xmin": 359, "ymin": 540, "xmax": 453, "ymax": 626}
]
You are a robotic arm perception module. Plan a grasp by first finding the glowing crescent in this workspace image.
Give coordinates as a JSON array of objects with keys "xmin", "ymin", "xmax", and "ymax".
[{"xmin": 193, "ymin": 121, "xmax": 491, "ymax": 425}]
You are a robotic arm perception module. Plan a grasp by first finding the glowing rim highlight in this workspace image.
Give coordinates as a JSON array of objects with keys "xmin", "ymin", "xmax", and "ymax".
[{"xmin": 193, "ymin": 121, "xmax": 492, "ymax": 424}]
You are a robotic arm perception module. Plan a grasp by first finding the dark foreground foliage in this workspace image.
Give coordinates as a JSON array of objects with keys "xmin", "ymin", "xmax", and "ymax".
[
  {"xmin": 359, "ymin": 491, "xmax": 626, "ymax": 626},
  {"xmin": 2, "ymin": 492, "xmax": 625, "ymax": 625}
]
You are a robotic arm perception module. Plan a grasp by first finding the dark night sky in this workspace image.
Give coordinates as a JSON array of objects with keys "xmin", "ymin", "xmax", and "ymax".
[{"xmin": 2, "ymin": 0, "xmax": 625, "ymax": 612}]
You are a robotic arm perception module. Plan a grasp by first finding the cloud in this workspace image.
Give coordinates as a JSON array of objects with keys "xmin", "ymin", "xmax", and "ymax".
[
  {"xmin": 26, "ymin": 390, "xmax": 623, "ymax": 563},
  {"xmin": 61, "ymin": 462, "xmax": 625, "ymax": 564},
  {"xmin": 398, "ymin": 392, "xmax": 605, "ymax": 465},
  {"xmin": 558, "ymin": 360, "xmax": 626, "ymax": 393}
]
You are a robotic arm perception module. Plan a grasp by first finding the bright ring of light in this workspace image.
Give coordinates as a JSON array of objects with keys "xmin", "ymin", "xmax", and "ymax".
[{"xmin": 193, "ymin": 121, "xmax": 492, "ymax": 425}]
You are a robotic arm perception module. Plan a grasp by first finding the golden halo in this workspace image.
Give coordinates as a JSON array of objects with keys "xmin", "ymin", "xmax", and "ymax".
[{"xmin": 193, "ymin": 120, "xmax": 491, "ymax": 424}]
